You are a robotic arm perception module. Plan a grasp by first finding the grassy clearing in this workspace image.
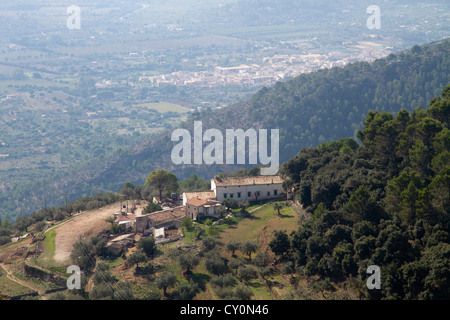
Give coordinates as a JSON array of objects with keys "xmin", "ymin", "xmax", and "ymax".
[
  {"xmin": 219, "ymin": 202, "xmax": 297, "ymax": 245},
  {"xmin": 35, "ymin": 229, "xmax": 62, "ymax": 269}
]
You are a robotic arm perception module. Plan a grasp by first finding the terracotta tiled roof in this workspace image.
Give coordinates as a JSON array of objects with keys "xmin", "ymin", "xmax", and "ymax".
[
  {"xmin": 212, "ymin": 175, "xmax": 283, "ymax": 187},
  {"xmin": 146, "ymin": 206, "xmax": 186, "ymax": 224},
  {"xmin": 183, "ymin": 191, "xmax": 216, "ymax": 201},
  {"xmin": 187, "ymin": 197, "xmax": 221, "ymax": 207}
]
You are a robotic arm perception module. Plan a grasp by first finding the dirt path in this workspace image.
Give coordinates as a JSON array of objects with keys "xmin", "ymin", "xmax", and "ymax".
[
  {"xmin": 53, "ymin": 201, "xmax": 146, "ymax": 264},
  {"xmin": 0, "ymin": 263, "xmax": 46, "ymax": 298}
]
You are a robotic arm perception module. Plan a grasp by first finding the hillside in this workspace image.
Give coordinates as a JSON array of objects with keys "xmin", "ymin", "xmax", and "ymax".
[
  {"xmin": 197, "ymin": 39, "xmax": 450, "ymax": 162},
  {"xmin": 0, "ymin": 199, "xmax": 358, "ymax": 301},
  {"xmin": 1, "ymin": 86, "xmax": 447, "ymax": 301},
  {"xmin": 278, "ymin": 85, "xmax": 450, "ymax": 299},
  {"xmin": 1, "ymin": 38, "xmax": 449, "ymax": 221}
]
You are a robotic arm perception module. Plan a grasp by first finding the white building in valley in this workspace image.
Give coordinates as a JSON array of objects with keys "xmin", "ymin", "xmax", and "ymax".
[{"xmin": 211, "ymin": 175, "xmax": 284, "ymax": 202}]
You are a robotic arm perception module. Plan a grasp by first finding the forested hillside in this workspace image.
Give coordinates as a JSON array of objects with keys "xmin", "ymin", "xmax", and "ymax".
[
  {"xmin": 1, "ymin": 39, "xmax": 448, "ymax": 221},
  {"xmin": 279, "ymin": 86, "xmax": 450, "ymax": 299},
  {"xmin": 196, "ymin": 39, "xmax": 449, "ymax": 163}
]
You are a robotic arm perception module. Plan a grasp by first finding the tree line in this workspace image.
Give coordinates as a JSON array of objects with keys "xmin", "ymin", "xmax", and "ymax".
[{"xmin": 277, "ymin": 85, "xmax": 450, "ymax": 299}]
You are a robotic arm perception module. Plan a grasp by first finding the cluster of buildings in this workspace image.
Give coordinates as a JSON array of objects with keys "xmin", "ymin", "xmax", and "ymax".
[
  {"xmin": 138, "ymin": 57, "xmax": 311, "ymax": 88},
  {"xmin": 137, "ymin": 44, "xmax": 391, "ymax": 89},
  {"xmin": 105, "ymin": 175, "xmax": 285, "ymax": 255},
  {"xmin": 184, "ymin": 175, "xmax": 285, "ymax": 220}
]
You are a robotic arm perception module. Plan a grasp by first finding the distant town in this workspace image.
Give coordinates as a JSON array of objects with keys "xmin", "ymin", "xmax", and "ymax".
[{"xmin": 97, "ymin": 41, "xmax": 392, "ymax": 90}]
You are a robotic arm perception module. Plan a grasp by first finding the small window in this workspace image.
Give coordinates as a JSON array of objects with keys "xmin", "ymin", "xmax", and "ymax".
[
  {"xmin": 230, "ymin": 193, "xmax": 234, "ymax": 198},
  {"xmin": 256, "ymin": 191, "xmax": 260, "ymax": 197},
  {"xmin": 248, "ymin": 192, "xmax": 251, "ymax": 197},
  {"xmin": 237, "ymin": 192, "xmax": 241, "ymax": 198},
  {"xmin": 224, "ymin": 193, "xmax": 227, "ymax": 198},
  {"xmin": 274, "ymin": 190, "xmax": 278, "ymax": 196},
  {"xmin": 267, "ymin": 191, "xmax": 270, "ymax": 196}
]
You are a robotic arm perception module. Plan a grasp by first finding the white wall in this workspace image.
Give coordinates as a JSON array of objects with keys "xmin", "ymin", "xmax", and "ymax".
[{"xmin": 214, "ymin": 183, "xmax": 284, "ymax": 202}]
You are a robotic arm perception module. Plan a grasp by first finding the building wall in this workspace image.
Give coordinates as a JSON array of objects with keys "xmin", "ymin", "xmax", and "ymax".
[
  {"xmin": 186, "ymin": 204, "xmax": 204, "ymax": 220},
  {"xmin": 211, "ymin": 180, "xmax": 217, "ymax": 195},
  {"xmin": 214, "ymin": 183, "xmax": 284, "ymax": 202},
  {"xmin": 135, "ymin": 216, "xmax": 151, "ymax": 233}
]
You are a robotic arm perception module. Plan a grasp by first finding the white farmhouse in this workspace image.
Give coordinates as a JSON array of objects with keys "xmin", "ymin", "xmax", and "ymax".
[
  {"xmin": 182, "ymin": 175, "xmax": 285, "ymax": 220},
  {"xmin": 211, "ymin": 175, "xmax": 284, "ymax": 202}
]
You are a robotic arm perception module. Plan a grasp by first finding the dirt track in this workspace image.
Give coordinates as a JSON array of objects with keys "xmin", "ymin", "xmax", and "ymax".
[{"xmin": 53, "ymin": 202, "xmax": 145, "ymax": 264}]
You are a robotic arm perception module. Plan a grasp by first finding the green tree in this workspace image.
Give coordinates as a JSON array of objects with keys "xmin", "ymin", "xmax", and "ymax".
[
  {"xmin": 119, "ymin": 182, "xmax": 137, "ymax": 200},
  {"xmin": 178, "ymin": 253, "xmax": 200, "ymax": 276},
  {"xmin": 89, "ymin": 283, "xmax": 114, "ymax": 300},
  {"xmin": 273, "ymin": 202, "xmax": 284, "ymax": 216},
  {"xmin": 229, "ymin": 258, "xmax": 245, "ymax": 275},
  {"xmin": 281, "ymin": 261, "xmax": 297, "ymax": 282},
  {"xmin": 216, "ymin": 205, "xmax": 228, "ymax": 218},
  {"xmin": 137, "ymin": 236, "xmax": 156, "ymax": 258},
  {"xmin": 204, "ymin": 252, "xmax": 228, "ymax": 275},
  {"xmin": 233, "ymin": 285, "xmax": 254, "ymax": 300},
  {"xmin": 211, "ymin": 273, "xmax": 236, "ymax": 289},
  {"xmin": 155, "ymin": 270, "xmax": 178, "ymax": 296},
  {"xmin": 145, "ymin": 170, "xmax": 178, "ymax": 201},
  {"xmin": 126, "ymin": 249, "xmax": 147, "ymax": 271},
  {"xmin": 202, "ymin": 237, "xmax": 217, "ymax": 251},
  {"xmin": 179, "ymin": 174, "xmax": 209, "ymax": 192},
  {"xmin": 179, "ymin": 280, "xmax": 199, "ymax": 300},
  {"xmin": 257, "ymin": 267, "xmax": 271, "ymax": 281},
  {"xmin": 253, "ymin": 251, "xmax": 269, "ymax": 267},
  {"xmin": 346, "ymin": 185, "xmax": 372, "ymax": 221},
  {"xmin": 105, "ymin": 216, "xmax": 115, "ymax": 226},
  {"xmin": 181, "ymin": 217, "xmax": 194, "ymax": 232},
  {"xmin": 143, "ymin": 202, "xmax": 163, "ymax": 214},
  {"xmin": 114, "ymin": 282, "xmax": 134, "ymax": 300},
  {"xmin": 238, "ymin": 200, "xmax": 250, "ymax": 214},
  {"xmin": 222, "ymin": 198, "xmax": 239, "ymax": 211},
  {"xmin": 428, "ymin": 166, "xmax": 450, "ymax": 216},
  {"xmin": 225, "ymin": 240, "xmax": 241, "ymax": 257},
  {"xmin": 15, "ymin": 216, "xmax": 32, "ymax": 232},
  {"xmin": 237, "ymin": 265, "xmax": 257, "ymax": 283},
  {"xmin": 269, "ymin": 230, "xmax": 290, "ymax": 260},
  {"xmin": 240, "ymin": 240, "xmax": 258, "ymax": 260},
  {"xmin": 70, "ymin": 237, "xmax": 106, "ymax": 272},
  {"xmin": 400, "ymin": 181, "xmax": 420, "ymax": 225}
]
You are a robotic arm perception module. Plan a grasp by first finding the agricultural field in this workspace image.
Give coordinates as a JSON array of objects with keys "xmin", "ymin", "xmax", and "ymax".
[{"xmin": 0, "ymin": 264, "xmax": 36, "ymax": 298}]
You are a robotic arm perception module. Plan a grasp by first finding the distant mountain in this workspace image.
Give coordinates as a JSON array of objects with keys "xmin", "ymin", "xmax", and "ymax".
[{"xmin": 1, "ymin": 38, "xmax": 449, "ymax": 221}]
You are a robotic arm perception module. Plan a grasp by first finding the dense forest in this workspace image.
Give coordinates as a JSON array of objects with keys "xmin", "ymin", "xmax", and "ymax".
[
  {"xmin": 1, "ymin": 39, "xmax": 448, "ymax": 222},
  {"xmin": 278, "ymin": 86, "xmax": 450, "ymax": 299}
]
